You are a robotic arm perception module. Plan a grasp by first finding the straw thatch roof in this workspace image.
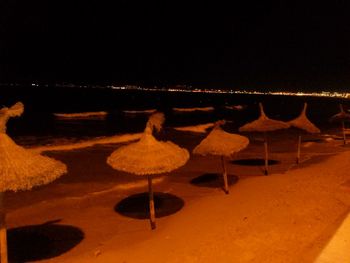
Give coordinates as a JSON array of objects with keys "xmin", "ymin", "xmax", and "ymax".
[
  {"xmin": 239, "ymin": 103, "xmax": 290, "ymax": 132},
  {"xmin": 107, "ymin": 112, "xmax": 189, "ymax": 175},
  {"xmin": 288, "ymin": 103, "xmax": 320, "ymax": 134},
  {"xmin": 0, "ymin": 102, "xmax": 67, "ymax": 192},
  {"xmin": 0, "ymin": 102, "xmax": 24, "ymax": 133},
  {"xmin": 330, "ymin": 104, "xmax": 350, "ymax": 122},
  {"xmin": 193, "ymin": 125, "xmax": 249, "ymax": 157}
]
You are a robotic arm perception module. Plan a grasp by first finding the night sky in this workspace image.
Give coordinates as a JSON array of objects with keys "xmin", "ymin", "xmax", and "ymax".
[{"xmin": 1, "ymin": 1, "xmax": 350, "ymax": 90}]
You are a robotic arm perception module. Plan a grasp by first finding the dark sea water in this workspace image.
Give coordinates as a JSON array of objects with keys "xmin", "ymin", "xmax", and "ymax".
[{"xmin": 1, "ymin": 85, "xmax": 349, "ymax": 146}]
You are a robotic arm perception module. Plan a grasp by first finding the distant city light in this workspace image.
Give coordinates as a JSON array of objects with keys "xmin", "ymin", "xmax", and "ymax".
[
  {"xmin": 2, "ymin": 82, "xmax": 350, "ymax": 99},
  {"xmin": 106, "ymin": 85, "xmax": 350, "ymax": 99}
]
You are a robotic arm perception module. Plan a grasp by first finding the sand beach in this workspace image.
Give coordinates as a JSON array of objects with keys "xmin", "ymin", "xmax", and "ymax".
[{"xmin": 3, "ymin": 127, "xmax": 350, "ymax": 262}]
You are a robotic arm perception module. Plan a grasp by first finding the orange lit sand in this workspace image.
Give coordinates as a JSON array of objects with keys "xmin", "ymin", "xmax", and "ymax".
[{"xmin": 5, "ymin": 130, "xmax": 350, "ymax": 262}]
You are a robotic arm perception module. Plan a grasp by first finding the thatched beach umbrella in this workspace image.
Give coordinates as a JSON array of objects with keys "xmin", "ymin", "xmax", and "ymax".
[
  {"xmin": 288, "ymin": 103, "xmax": 320, "ymax": 164},
  {"xmin": 193, "ymin": 121, "xmax": 249, "ymax": 194},
  {"xmin": 239, "ymin": 103, "xmax": 290, "ymax": 175},
  {"xmin": 329, "ymin": 104, "xmax": 350, "ymax": 145},
  {"xmin": 0, "ymin": 102, "xmax": 67, "ymax": 263},
  {"xmin": 107, "ymin": 112, "xmax": 189, "ymax": 229}
]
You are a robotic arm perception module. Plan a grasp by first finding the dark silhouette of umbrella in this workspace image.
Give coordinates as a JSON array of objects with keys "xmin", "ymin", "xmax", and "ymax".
[
  {"xmin": 193, "ymin": 120, "xmax": 249, "ymax": 194},
  {"xmin": 288, "ymin": 103, "xmax": 320, "ymax": 164},
  {"xmin": 107, "ymin": 112, "xmax": 189, "ymax": 229},
  {"xmin": 239, "ymin": 103, "xmax": 290, "ymax": 175},
  {"xmin": 329, "ymin": 104, "xmax": 350, "ymax": 145}
]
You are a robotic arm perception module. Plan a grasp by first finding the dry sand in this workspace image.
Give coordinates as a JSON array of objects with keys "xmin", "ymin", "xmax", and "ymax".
[{"xmin": 5, "ymin": 131, "xmax": 350, "ymax": 262}]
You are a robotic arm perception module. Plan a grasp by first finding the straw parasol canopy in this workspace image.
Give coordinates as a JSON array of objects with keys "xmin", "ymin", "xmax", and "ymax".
[
  {"xmin": 239, "ymin": 103, "xmax": 290, "ymax": 132},
  {"xmin": 329, "ymin": 104, "xmax": 350, "ymax": 145},
  {"xmin": 288, "ymin": 103, "xmax": 320, "ymax": 134},
  {"xmin": 193, "ymin": 120, "xmax": 249, "ymax": 194},
  {"xmin": 0, "ymin": 102, "xmax": 67, "ymax": 263},
  {"xmin": 193, "ymin": 121, "xmax": 249, "ymax": 157},
  {"xmin": 107, "ymin": 112, "xmax": 189, "ymax": 229},
  {"xmin": 329, "ymin": 104, "xmax": 350, "ymax": 123},
  {"xmin": 239, "ymin": 103, "xmax": 290, "ymax": 175},
  {"xmin": 0, "ymin": 102, "xmax": 67, "ymax": 192},
  {"xmin": 288, "ymin": 103, "xmax": 320, "ymax": 164},
  {"xmin": 107, "ymin": 132, "xmax": 189, "ymax": 175},
  {"xmin": 107, "ymin": 112, "xmax": 189, "ymax": 175}
]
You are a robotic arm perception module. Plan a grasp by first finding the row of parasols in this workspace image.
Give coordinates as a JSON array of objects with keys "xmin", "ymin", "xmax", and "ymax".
[{"xmin": 0, "ymin": 101, "xmax": 348, "ymax": 263}]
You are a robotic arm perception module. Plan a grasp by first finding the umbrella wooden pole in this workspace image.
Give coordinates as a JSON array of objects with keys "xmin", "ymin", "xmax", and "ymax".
[
  {"xmin": 342, "ymin": 120, "xmax": 346, "ymax": 145},
  {"xmin": 264, "ymin": 132, "xmax": 269, "ymax": 175},
  {"xmin": 221, "ymin": 156, "xmax": 229, "ymax": 194},
  {"xmin": 0, "ymin": 192, "xmax": 7, "ymax": 263},
  {"xmin": 296, "ymin": 134, "xmax": 302, "ymax": 164},
  {"xmin": 147, "ymin": 176, "xmax": 156, "ymax": 230}
]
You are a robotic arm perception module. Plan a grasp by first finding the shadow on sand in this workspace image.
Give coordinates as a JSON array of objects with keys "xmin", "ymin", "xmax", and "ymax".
[
  {"xmin": 231, "ymin": 158, "xmax": 280, "ymax": 166},
  {"xmin": 115, "ymin": 192, "xmax": 184, "ymax": 219},
  {"xmin": 8, "ymin": 219, "xmax": 84, "ymax": 263},
  {"xmin": 190, "ymin": 173, "xmax": 239, "ymax": 188},
  {"xmin": 302, "ymin": 138, "xmax": 324, "ymax": 143}
]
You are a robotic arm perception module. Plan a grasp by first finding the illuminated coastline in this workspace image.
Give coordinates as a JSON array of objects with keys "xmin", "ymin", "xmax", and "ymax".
[
  {"xmin": 2, "ymin": 82, "xmax": 350, "ymax": 99},
  {"xmin": 108, "ymin": 85, "xmax": 350, "ymax": 99}
]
